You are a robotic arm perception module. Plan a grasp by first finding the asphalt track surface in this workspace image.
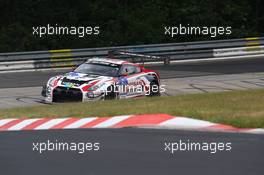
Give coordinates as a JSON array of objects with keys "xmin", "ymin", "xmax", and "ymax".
[
  {"xmin": 0, "ymin": 128, "xmax": 263, "ymax": 175},
  {"xmin": 0, "ymin": 58, "xmax": 264, "ymax": 175},
  {"xmin": 1, "ymin": 58, "xmax": 264, "ymax": 88},
  {"xmin": 1, "ymin": 57, "xmax": 264, "ymax": 108}
]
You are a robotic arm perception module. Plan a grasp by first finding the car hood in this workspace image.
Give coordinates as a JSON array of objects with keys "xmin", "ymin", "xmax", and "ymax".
[{"xmin": 58, "ymin": 72, "xmax": 113, "ymax": 87}]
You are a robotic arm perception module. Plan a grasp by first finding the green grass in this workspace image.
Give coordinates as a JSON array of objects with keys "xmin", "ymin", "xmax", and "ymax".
[{"xmin": 0, "ymin": 89, "xmax": 264, "ymax": 128}]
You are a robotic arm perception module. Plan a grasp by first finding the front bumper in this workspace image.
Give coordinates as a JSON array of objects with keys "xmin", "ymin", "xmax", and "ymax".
[
  {"xmin": 43, "ymin": 86, "xmax": 105, "ymax": 102},
  {"xmin": 53, "ymin": 87, "xmax": 83, "ymax": 102}
]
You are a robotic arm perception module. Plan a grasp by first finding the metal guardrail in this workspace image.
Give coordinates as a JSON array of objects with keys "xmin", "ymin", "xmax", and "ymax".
[{"xmin": 0, "ymin": 37, "xmax": 263, "ymax": 71}]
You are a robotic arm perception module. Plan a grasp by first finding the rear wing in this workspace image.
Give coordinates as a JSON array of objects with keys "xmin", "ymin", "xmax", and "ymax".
[{"xmin": 108, "ymin": 50, "xmax": 170, "ymax": 65}]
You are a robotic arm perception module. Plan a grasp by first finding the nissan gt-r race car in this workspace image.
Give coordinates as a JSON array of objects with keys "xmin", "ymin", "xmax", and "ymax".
[{"xmin": 41, "ymin": 55, "xmax": 161, "ymax": 103}]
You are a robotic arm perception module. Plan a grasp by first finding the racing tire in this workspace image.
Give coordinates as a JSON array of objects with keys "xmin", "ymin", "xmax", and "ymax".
[
  {"xmin": 104, "ymin": 85, "xmax": 117, "ymax": 100},
  {"xmin": 147, "ymin": 81, "xmax": 160, "ymax": 97}
]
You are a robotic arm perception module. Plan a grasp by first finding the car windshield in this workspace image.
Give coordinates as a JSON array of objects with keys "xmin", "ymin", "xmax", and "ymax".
[{"xmin": 74, "ymin": 63, "xmax": 121, "ymax": 77}]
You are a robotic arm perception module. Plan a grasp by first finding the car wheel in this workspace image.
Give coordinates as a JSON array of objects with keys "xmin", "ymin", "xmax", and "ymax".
[
  {"xmin": 147, "ymin": 81, "xmax": 160, "ymax": 97},
  {"xmin": 104, "ymin": 85, "xmax": 117, "ymax": 100}
]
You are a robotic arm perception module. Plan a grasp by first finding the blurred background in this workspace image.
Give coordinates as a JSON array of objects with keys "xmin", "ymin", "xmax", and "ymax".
[{"xmin": 0, "ymin": 0, "xmax": 263, "ymax": 52}]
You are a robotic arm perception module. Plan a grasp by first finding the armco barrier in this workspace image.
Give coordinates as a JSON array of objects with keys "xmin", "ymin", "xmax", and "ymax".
[
  {"xmin": 0, "ymin": 37, "xmax": 263, "ymax": 71},
  {"xmin": 214, "ymin": 45, "xmax": 264, "ymax": 57}
]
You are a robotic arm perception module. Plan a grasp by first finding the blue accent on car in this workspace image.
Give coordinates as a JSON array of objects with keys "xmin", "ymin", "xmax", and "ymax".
[
  {"xmin": 63, "ymin": 82, "xmax": 70, "ymax": 88},
  {"xmin": 67, "ymin": 72, "xmax": 80, "ymax": 77},
  {"xmin": 118, "ymin": 77, "xmax": 128, "ymax": 85}
]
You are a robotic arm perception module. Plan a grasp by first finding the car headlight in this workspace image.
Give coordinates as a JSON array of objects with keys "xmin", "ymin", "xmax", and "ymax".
[
  {"xmin": 48, "ymin": 77, "xmax": 57, "ymax": 87},
  {"xmin": 47, "ymin": 75, "xmax": 62, "ymax": 87}
]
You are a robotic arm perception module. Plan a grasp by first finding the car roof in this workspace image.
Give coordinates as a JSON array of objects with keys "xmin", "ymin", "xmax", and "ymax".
[{"xmin": 86, "ymin": 57, "xmax": 135, "ymax": 65}]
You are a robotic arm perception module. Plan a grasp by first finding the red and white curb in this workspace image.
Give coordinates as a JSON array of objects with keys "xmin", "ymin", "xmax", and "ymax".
[{"xmin": 0, "ymin": 114, "xmax": 263, "ymax": 134}]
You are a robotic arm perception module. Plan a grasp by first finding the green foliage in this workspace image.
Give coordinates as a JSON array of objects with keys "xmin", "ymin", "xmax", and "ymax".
[{"xmin": 0, "ymin": 0, "xmax": 263, "ymax": 52}]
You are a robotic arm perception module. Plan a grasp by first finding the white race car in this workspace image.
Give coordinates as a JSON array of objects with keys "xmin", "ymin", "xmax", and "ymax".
[{"xmin": 41, "ymin": 57, "xmax": 161, "ymax": 102}]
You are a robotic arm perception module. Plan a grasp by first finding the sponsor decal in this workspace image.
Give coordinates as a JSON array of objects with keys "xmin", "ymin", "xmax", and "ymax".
[
  {"xmin": 64, "ymin": 82, "xmax": 75, "ymax": 88},
  {"xmin": 67, "ymin": 72, "xmax": 80, "ymax": 77}
]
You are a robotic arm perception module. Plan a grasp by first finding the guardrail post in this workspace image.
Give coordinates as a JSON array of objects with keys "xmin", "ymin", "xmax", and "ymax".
[{"xmin": 164, "ymin": 57, "xmax": 170, "ymax": 65}]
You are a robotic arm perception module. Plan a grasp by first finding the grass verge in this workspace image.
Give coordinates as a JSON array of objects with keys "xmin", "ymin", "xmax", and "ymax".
[{"xmin": 0, "ymin": 89, "xmax": 264, "ymax": 128}]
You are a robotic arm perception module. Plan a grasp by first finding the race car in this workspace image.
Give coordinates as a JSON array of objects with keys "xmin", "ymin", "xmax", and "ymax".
[{"xmin": 41, "ymin": 56, "xmax": 161, "ymax": 103}]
